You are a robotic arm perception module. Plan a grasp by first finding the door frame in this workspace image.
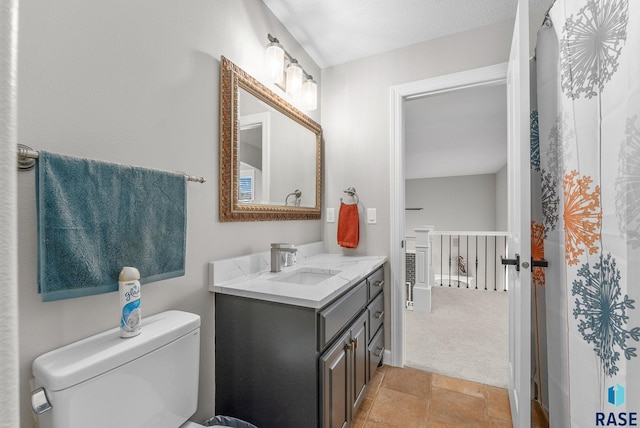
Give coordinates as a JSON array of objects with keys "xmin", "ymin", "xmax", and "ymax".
[{"xmin": 388, "ymin": 62, "xmax": 508, "ymax": 367}]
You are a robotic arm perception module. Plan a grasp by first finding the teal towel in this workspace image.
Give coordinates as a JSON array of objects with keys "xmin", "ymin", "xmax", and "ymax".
[{"xmin": 36, "ymin": 152, "xmax": 187, "ymax": 302}]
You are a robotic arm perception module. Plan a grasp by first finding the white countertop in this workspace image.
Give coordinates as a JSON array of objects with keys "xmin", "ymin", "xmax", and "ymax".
[{"xmin": 209, "ymin": 248, "xmax": 386, "ymax": 309}]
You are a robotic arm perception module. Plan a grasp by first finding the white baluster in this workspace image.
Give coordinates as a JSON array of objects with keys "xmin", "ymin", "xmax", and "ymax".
[{"xmin": 413, "ymin": 225, "xmax": 434, "ymax": 313}]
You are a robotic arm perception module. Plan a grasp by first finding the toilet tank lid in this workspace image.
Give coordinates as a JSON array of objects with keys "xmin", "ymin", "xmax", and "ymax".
[{"xmin": 32, "ymin": 310, "xmax": 200, "ymax": 392}]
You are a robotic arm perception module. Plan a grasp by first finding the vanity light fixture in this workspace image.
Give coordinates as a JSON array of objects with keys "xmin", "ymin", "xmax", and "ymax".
[{"xmin": 266, "ymin": 34, "xmax": 317, "ymax": 111}]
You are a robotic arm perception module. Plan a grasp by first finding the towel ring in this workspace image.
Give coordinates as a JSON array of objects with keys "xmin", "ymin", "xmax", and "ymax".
[{"xmin": 341, "ymin": 187, "xmax": 359, "ymax": 204}]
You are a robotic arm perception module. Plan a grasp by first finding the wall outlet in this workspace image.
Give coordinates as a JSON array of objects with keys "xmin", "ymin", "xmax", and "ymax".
[{"xmin": 326, "ymin": 208, "xmax": 335, "ymax": 223}]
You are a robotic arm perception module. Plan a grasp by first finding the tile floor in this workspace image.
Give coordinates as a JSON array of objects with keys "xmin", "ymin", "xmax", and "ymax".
[{"xmin": 351, "ymin": 366, "xmax": 549, "ymax": 428}]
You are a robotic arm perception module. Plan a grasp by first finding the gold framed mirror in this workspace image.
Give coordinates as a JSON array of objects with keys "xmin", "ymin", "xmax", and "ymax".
[{"xmin": 219, "ymin": 56, "xmax": 322, "ymax": 221}]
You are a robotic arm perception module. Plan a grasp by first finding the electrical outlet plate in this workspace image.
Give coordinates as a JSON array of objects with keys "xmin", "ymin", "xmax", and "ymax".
[
  {"xmin": 367, "ymin": 208, "xmax": 376, "ymax": 224},
  {"xmin": 326, "ymin": 208, "xmax": 335, "ymax": 223}
]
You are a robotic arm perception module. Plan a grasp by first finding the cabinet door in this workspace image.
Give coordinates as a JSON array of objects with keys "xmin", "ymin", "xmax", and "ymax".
[
  {"xmin": 368, "ymin": 325, "xmax": 384, "ymax": 379},
  {"xmin": 350, "ymin": 312, "xmax": 368, "ymax": 413},
  {"xmin": 320, "ymin": 331, "xmax": 350, "ymax": 428},
  {"xmin": 367, "ymin": 266, "xmax": 384, "ymax": 300},
  {"xmin": 367, "ymin": 291, "xmax": 384, "ymax": 340}
]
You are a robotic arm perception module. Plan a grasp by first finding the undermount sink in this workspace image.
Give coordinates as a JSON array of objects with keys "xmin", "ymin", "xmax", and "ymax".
[{"xmin": 271, "ymin": 268, "xmax": 341, "ymax": 285}]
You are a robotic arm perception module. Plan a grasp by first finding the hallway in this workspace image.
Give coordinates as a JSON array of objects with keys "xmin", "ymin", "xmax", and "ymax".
[
  {"xmin": 405, "ymin": 286, "xmax": 509, "ymax": 388},
  {"xmin": 351, "ymin": 366, "xmax": 548, "ymax": 427}
]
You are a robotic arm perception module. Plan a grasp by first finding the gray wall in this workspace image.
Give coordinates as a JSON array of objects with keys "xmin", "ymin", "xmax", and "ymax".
[
  {"xmin": 321, "ymin": 19, "xmax": 514, "ymax": 255},
  {"xmin": 16, "ymin": 1, "xmax": 321, "ymax": 425},
  {"xmin": 405, "ymin": 173, "xmax": 499, "ymax": 234}
]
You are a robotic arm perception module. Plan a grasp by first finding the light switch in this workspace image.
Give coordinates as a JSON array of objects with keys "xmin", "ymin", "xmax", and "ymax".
[
  {"xmin": 326, "ymin": 208, "xmax": 335, "ymax": 223},
  {"xmin": 367, "ymin": 208, "xmax": 376, "ymax": 224}
]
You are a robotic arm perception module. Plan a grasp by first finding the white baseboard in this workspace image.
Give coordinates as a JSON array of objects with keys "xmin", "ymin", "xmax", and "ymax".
[{"xmin": 383, "ymin": 348, "xmax": 394, "ymax": 366}]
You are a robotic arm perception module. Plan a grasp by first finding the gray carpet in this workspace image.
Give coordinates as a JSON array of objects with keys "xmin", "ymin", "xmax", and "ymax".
[{"xmin": 405, "ymin": 286, "xmax": 509, "ymax": 388}]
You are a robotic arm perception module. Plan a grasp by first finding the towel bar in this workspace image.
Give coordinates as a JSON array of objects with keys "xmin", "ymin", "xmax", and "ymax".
[{"xmin": 17, "ymin": 144, "xmax": 206, "ymax": 183}]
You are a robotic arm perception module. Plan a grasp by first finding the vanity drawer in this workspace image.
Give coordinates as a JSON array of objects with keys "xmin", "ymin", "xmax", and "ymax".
[
  {"xmin": 367, "ymin": 291, "xmax": 384, "ymax": 338},
  {"xmin": 367, "ymin": 267, "xmax": 384, "ymax": 299},
  {"xmin": 319, "ymin": 280, "xmax": 367, "ymax": 348},
  {"xmin": 368, "ymin": 326, "xmax": 384, "ymax": 379}
]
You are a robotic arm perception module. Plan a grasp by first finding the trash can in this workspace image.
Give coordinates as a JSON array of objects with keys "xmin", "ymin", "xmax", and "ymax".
[{"xmin": 203, "ymin": 415, "xmax": 258, "ymax": 428}]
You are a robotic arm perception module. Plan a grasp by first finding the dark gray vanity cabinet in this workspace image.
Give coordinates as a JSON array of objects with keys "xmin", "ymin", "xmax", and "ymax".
[
  {"xmin": 366, "ymin": 267, "xmax": 385, "ymax": 383},
  {"xmin": 319, "ymin": 286, "xmax": 374, "ymax": 428},
  {"xmin": 320, "ymin": 310, "xmax": 368, "ymax": 428},
  {"xmin": 320, "ymin": 314, "xmax": 367, "ymax": 428},
  {"xmin": 215, "ymin": 265, "xmax": 385, "ymax": 428}
]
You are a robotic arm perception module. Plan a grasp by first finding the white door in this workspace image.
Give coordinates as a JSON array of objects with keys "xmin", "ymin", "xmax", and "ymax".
[{"xmin": 505, "ymin": 0, "xmax": 531, "ymax": 426}]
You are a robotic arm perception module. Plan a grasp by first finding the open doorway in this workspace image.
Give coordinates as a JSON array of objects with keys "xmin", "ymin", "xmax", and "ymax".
[
  {"xmin": 388, "ymin": 62, "xmax": 508, "ymax": 368},
  {"xmin": 402, "ymin": 83, "xmax": 510, "ymax": 388},
  {"xmin": 389, "ymin": 60, "xmax": 542, "ymax": 426}
]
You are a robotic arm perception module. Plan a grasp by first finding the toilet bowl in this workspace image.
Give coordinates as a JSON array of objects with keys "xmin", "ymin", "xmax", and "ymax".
[{"xmin": 32, "ymin": 310, "xmax": 205, "ymax": 428}]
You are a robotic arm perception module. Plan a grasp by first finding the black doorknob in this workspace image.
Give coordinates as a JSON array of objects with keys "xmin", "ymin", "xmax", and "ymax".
[
  {"xmin": 501, "ymin": 254, "xmax": 520, "ymax": 272},
  {"xmin": 531, "ymin": 258, "xmax": 549, "ymax": 268}
]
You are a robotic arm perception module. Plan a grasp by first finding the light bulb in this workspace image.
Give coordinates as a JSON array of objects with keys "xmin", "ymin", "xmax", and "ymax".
[
  {"xmin": 265, "ymin": 42, "xmax": 285, "ymax": 84},
  {"xmin": 285, "ymin": 62, "xmax": 303, "ymax": 100},
  {"xmin": 301, "ymin": 77, "xmax": 317, "ymax": 110}
]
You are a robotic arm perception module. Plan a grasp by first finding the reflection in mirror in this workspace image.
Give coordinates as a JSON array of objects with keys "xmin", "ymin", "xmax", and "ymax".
[
  {"xmin": 238, "ymin": 108, "xmax": 268, "ymax": 204},
  {"xmin": 219, "ymin": 56, "xmax": 322, "ymax": 221},
  {"xmin": 239, "ymin": 87, "xmax": 317, "ymax": 207}
]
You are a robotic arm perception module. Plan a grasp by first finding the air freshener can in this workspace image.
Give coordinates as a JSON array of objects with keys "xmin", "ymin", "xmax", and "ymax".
[{"xmin": 118, "ymin": 267, "xmax": 141, "ymax": 338}]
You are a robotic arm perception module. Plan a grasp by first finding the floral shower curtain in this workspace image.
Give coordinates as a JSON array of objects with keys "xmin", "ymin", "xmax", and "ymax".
[{"xmin": 536, "ymin": 0, "xmax": 640, "ymax": 426}]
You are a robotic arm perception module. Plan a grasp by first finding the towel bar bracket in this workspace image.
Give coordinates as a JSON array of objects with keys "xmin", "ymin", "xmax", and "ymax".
[{"xmin": 17, "ymin": 144, "xmax": 37, "ymax": 171}]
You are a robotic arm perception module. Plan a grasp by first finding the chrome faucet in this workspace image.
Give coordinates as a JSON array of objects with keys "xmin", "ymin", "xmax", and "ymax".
[{"xmin": 270, "ymin": 243, "xmax": 297, "ymax": 273}]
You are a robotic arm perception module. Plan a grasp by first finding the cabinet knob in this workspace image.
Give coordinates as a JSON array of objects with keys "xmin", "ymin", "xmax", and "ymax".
[
  {"xmin": 374, "ymin": 347, "xmax": 385, "ymax": 358},
  {"xmin": 374, "ymin": 310, "xmax": 384, "ymax": 320},
  {"xmin": 373, "ymin": 280, "xmax": 384, "ymax": 288}
]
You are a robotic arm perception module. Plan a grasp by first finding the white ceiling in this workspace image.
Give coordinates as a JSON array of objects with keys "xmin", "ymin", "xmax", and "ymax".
[
  {"xmin": 405, "ymin": 84, "xmax": 507, "ymax": 180},
  {"xmin": 261, "ymin": 0, "xmax": 554, "ymax": 68}
]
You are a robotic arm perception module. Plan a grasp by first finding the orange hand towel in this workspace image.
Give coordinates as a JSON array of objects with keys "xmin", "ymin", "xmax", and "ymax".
[{"xmin": 337, "ymin": 202, "xmax": 359, "ymax": 248}]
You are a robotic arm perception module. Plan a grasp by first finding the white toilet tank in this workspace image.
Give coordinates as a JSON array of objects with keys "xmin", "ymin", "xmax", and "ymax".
[{"xmin": 32, "ymin": 310, "xmax": 201, "ymax": 428}]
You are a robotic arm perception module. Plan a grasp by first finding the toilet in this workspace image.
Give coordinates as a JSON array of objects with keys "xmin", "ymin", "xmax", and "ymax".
[{"xmin": 31, "ymin": 310, "xmax": 222, "ymax": 428}]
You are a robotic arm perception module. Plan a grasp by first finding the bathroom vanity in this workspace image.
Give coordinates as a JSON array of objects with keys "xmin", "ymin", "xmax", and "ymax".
[{"xmin": 210, "ymin": 245, "xmax": 386, "ymax": 428}]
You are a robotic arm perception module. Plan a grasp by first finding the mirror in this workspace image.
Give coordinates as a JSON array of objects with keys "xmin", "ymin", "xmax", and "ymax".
[{"xmin": 219, "ymin": 56, "xmax": 322, "ymax": 221}]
